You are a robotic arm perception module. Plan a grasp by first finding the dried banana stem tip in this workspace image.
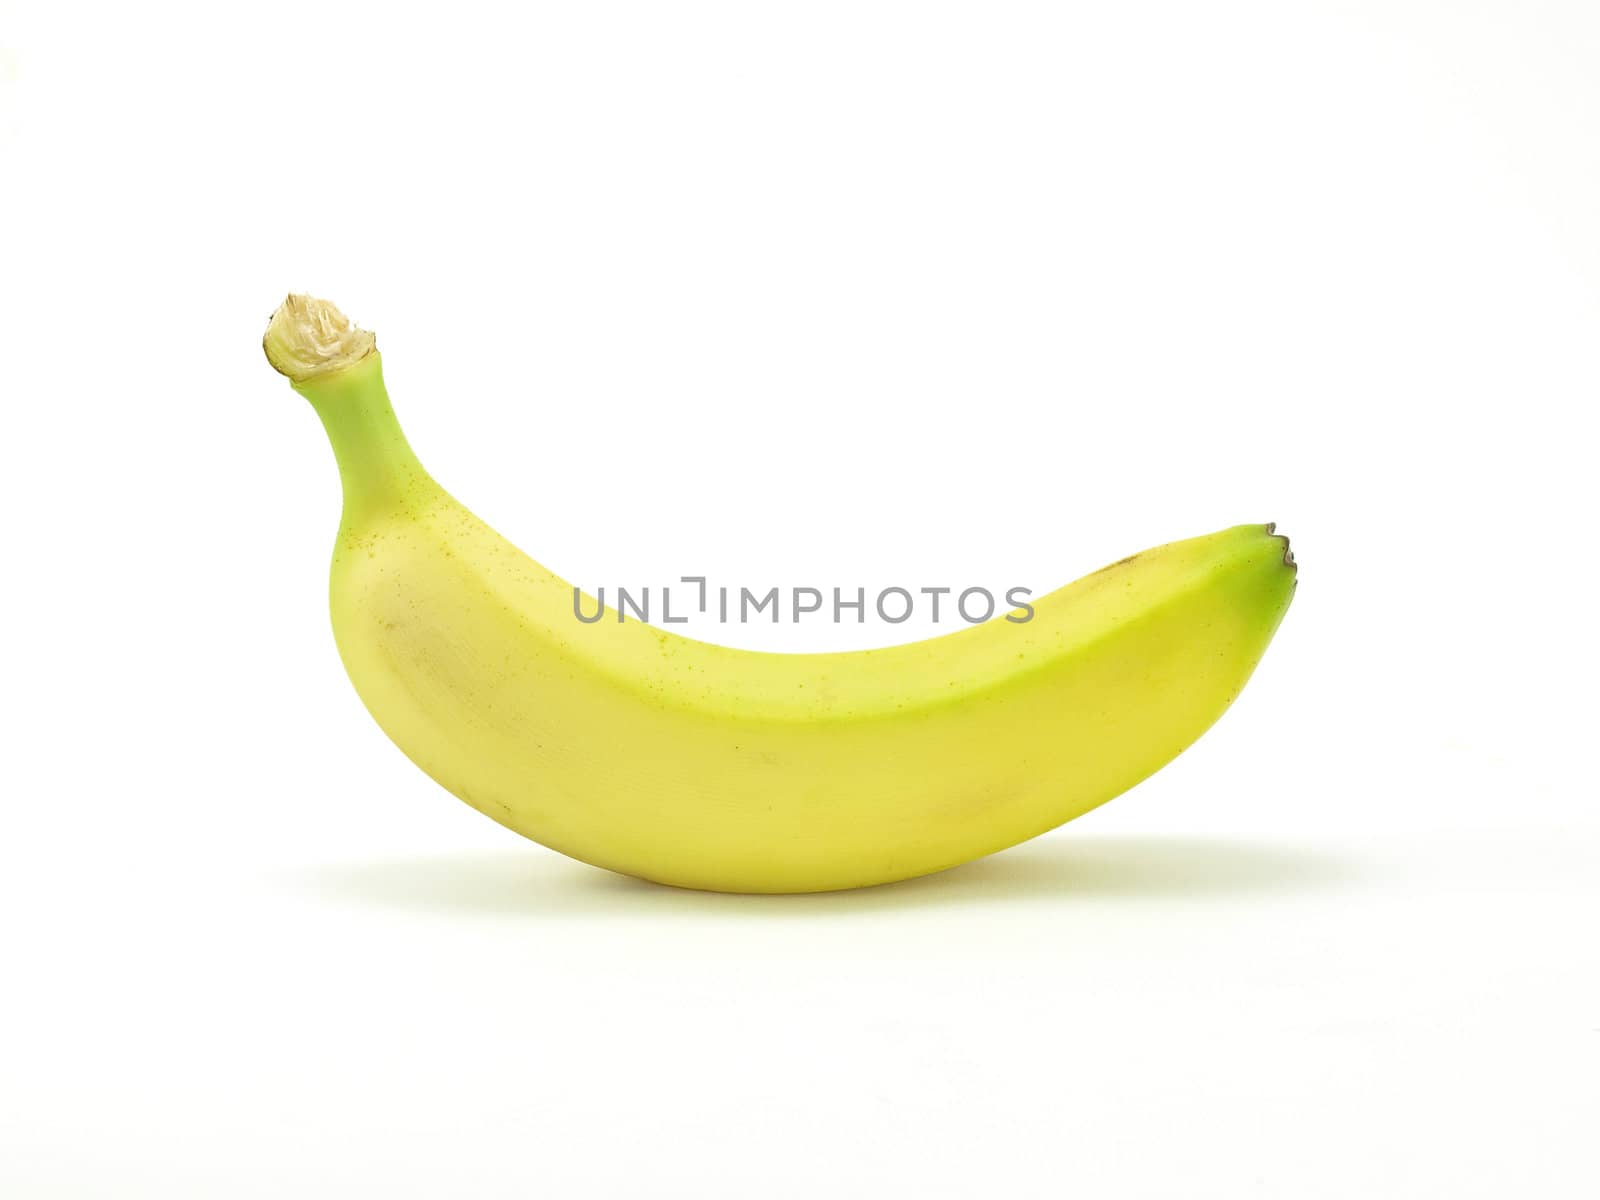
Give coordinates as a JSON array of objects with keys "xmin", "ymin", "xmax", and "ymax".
[{"xmin": 263, "ymin": 294, "xmax": 377, "ymax": 382}]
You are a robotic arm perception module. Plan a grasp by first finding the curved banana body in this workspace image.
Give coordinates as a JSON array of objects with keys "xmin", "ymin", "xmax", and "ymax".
[{"xmin": 280, "ymin": 322, "xmax": 1295, "ymax": 893}]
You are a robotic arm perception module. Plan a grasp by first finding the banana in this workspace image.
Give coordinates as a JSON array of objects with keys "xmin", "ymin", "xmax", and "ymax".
[{"xmin": 265, "ymin": 295, "xmax": 1296, "ymax": 893}]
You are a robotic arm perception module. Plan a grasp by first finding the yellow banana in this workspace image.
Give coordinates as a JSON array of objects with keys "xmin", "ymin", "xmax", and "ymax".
[{"xmin": 265, "ymin": 295, "xmax": 1296, "ymax": 893}]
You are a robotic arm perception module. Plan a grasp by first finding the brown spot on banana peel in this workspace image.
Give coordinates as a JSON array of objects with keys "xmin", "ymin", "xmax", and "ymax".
[{"xmin": 1089, "ymin": 553, "xmax": 1142, "ymax": 578}]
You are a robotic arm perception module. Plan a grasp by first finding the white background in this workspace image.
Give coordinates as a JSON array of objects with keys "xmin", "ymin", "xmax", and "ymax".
[{"xmin": 3, "ymin": 1, "xmax": 1597, "ymax": 1194}]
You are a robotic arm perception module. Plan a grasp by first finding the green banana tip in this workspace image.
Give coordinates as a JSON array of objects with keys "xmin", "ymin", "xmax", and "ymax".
[
  {"xmin": 263, "ymin": 294, "xmax": 377, "ymax": 384},
  {"xmin": 1264, "ymin": 522, "xmax": 1296, "ymax": 569}
]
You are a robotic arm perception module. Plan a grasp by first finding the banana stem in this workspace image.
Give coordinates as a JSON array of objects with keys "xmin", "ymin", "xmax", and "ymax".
[
  {"xmin": 302, "ymin": 353, "xmax": 430, "ymax": 517},
  {"xmin": 264, "ymin": 296, "xmax": 430, "ymax": 518}
]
